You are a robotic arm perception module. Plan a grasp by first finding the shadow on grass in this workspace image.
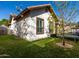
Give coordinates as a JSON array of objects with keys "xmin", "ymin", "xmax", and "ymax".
[
  {"xmin": 0, "ymin": 35, "xmax": 79, "ymax": 58},
  {"xmin": 2, "ymin": 41, "xmax": 78, "ymax": 58}
]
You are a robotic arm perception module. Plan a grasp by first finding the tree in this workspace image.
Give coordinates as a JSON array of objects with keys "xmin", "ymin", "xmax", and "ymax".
[
  {"xmin": 54, "ymin": 1, "xmax": 79, "ymax": 46},
  {"xmin": 0, "ymin": 19, "xmax": 8, "ymax": 26}
]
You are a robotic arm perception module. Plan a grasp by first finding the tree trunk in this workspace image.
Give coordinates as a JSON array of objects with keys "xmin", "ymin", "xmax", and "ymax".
[
  {"xmin": 62, "ymin": 19, "xmax": 65, "ymax": 46},
  {"xmin": 55, "ymin": 22, "xmax": 58, "ymax": 36}
]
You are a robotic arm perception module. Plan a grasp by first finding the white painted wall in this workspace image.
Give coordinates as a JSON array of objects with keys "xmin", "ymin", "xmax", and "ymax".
[
  {"xmin": 9, "ymin": 16, "xmax": 17, "ymax": 35},
  {"xmin": 29, "ymin": 9, "xmax": 50, "ymax": 41},
  {"xmin": 10, "ymin": 8, "xmax": 51, "ymax": 41}
]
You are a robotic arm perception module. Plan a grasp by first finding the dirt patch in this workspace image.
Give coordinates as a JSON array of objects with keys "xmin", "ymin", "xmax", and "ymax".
[{"xmin": 56, "ymin": 42, "xmax": 73, "ymax": 48}]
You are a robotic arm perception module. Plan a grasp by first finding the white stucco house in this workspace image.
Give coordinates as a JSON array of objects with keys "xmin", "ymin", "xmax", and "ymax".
[{"xmin": 9, "ymin": 4, "xmax": 58, "ymax": 41}]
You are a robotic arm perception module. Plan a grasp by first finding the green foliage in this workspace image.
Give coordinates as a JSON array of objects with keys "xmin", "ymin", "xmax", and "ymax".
[{"xmin": 0, "ymin": 19, "xmax": 8, "ymax": 26}]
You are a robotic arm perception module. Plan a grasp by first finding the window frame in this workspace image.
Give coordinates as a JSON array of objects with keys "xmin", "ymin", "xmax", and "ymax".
[{"xmin": 36, "ymin": 17, "xmax": 44, "ymax": 34}]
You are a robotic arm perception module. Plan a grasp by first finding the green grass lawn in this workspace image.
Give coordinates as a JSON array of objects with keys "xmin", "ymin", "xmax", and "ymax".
[{"xmin": 0, "ymin": 35, "xmax": 79, "ymax": 58}]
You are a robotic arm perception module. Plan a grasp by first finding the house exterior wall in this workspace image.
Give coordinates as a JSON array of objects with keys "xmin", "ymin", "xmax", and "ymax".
[
  {"xmin": 9, "ymin": 8, "xmax": 51, "ymax": 41},
  {"xmin": 9, "ymin": 16, "xmax": 17, "ymax": 35}
]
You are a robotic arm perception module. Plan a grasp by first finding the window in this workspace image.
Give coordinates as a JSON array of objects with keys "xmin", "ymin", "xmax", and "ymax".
[{"xmin": 36, "ymin": 17, "xmax": 44, "ymax": 34}]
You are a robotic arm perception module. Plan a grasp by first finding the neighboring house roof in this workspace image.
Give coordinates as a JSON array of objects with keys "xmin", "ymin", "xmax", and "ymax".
[
  {"xmin": 0, "ymin": 25, "xmax": 8, "ymax": 30},
  {"xmin": 14, "ymin": 4, "xmax": 58, "ymax": 22},
  {"xmin": 10, "ymin": 14, "xmax": 16, "ymax": 22},
  {"xmin": 8, "ymin": 14, "xmax": 16, "ymax": 26},
  {"xmin": 1, "ymin": 25, "xmax": 8, "ymax": 28}
]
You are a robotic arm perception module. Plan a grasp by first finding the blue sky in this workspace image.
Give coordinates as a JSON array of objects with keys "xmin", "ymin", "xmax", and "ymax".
[{"xmin": 0, "ymin": 1, "xmax": 79, "ymax": 22}]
